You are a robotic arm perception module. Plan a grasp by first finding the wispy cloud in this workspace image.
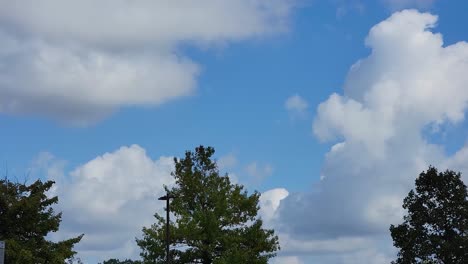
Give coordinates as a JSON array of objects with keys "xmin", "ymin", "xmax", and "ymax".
[
  {"xmin": 246, "ymin": 161, "xmax": 274, "ymax": 181},
  {"xmin": 285, "ymin": 94, "xmax": 309, "ymax": 119},
  {"xmin": 217, "ymin": 153, "xmax": 238, "ymax": 170},
  {"xmin": 382, "ymin": 0, "xmax": 436, "ymax": 10}
]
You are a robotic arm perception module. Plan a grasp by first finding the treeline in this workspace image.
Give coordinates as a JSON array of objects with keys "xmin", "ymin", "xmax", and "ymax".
[{"xmin": 1, "ymin": 146, "xmax": 467, "ymax": 263}]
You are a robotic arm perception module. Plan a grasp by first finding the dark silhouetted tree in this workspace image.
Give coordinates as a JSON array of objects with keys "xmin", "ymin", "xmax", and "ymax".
[
  {"xmin": 137, "ymin": 146, "xmax": 279, "ymax": 264},
  {"xmin": 390, "ymin": 167, "xmax": 468, "ymax": 264}
]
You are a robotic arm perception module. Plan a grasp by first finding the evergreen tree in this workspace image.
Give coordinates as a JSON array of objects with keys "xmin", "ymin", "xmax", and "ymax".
[
  {"xmin": 0, "ymin": 179, "xmax": 83, "ymax": 264},
  {"xmin": 137, "ymin": 146, "xmax": 279, "ymax": 264}
]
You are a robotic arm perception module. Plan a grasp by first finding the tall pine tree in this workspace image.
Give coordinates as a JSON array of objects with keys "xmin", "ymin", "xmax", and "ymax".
[{"xmin": 137, "ymin": 146, "xmax": 279, "ymax": 264}]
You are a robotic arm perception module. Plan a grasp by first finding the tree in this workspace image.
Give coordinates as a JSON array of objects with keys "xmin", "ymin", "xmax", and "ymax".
[
  {"xmin": 0, "ymin": 179, "xmax": 83, "ymax": 264},
  {"xmin": 67, "ymin": 256, "xmax": 84, "ymax": 264},
  {"xmin": 137, "ymin": 146, "xmax": 279, "ymax": 264},
  {"xmin": 100, "ymin": 259, "xmax": 142, "ymax": 264},
  {"xmin": 390, "ymin": 167, "xmax": 468, "ymax": 264}
]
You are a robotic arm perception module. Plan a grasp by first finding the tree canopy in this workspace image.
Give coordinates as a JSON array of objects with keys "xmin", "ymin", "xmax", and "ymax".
[
  {"xmin": 390, "ymin": 167, "xmax": 468, "ymax": 264},
  {"xmin": 137, "ymin": 146, "xmax": 279, "ymax": 264},
  {"xmin": 100, "ymin": 259, "xmax": 142, "ymax": 264},
  {"xmin": 0, "ymin": 179, "xmax": 83, "ymax": 264}
]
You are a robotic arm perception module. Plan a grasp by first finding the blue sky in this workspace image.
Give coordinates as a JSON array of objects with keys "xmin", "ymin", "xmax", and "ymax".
[{"xmin": 1, "ymin": 1, "xmax": 468, "ymax": 263}]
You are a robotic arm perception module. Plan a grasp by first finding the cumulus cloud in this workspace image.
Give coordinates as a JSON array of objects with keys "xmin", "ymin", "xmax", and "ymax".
[
  {"xmin": 0, "ymin": 36, "xmax": 198, "ymax": 125},
  {"xmin": 285, "ymin": 94, "xmax": 309, "ymax": 118},
  {"xmin": 259, "ymin": 188, "xmax": 289, "ymax": 226},
  {"xmin": 0, "ymin": 1, "xmax": 295, "ymax": 124},
  {"xmin": 44, "ymin": 145, "xmax": 175, "ymax": 262},
  {"xmin": 42, "ymin": 146, "xmax": 286, "ymax": 262},
  {"xmin": 272, "ymin": 10, "xmax": 468, "ymax": 263}
]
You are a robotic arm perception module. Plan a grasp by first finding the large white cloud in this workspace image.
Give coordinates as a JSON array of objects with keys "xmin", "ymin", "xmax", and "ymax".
[
  {"xmin": 43, "ymin": 145, "xmax": 175, "ymax": 262},
  {"xmin": 41, "ymin": 146, "xmax": 287, "ymax": 263},
  {"xmin": 0, "ymin": 1, "xmax": 294, "ymax": 125},
  {"xmin": 0, "ymin": 0, "xmax": 291, "ymax": 47},
  {"xmin": 271, "ymin": 9, "xmax": 468, "ymax": 263},
  {"xmin": 0, "ymin": 35, "xmax": 198, "ymax": 125}
]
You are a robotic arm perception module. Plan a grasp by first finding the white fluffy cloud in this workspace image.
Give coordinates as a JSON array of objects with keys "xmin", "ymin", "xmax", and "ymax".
[
  {"xmin": 0, "ymin": 36, "xmax": 198, "ymax": 125},
  {"xmin": 0, "ymin": 1, "xmax": 294, "ymax": 124},
  {"xmin": 271, "ymin": 10, "xmax": 468, "ymax": 263},
  {"xmin": 0, "ymin": 0, "xmax": 291, "ymax": 46},
  {"xmin": 43, "ymin": 146, "xmax": 288, "ymax": 262},
  {"xmin": 259, "ymin": 188, "xmax": 289, "ymax": 226},
  {"xmin": 44, "ymin": 145, "xmax": 175, "ymax": 262}
]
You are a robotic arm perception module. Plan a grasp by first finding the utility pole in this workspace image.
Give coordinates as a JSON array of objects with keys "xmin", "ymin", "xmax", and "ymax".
[
  {"xmin": 158, "ymin": 193, "xmax": 176, "ymax": 264},
  {"xmin": 0, "ymin": 241, "xmax": 4, "ymax": 264}
]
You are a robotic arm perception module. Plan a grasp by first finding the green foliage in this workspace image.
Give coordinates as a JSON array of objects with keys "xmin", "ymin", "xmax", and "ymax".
[
  {"xmin": 137, "ymin": 146, "xmax": 280, "ymax": 264},
  {"xmin": 0, "ymin": 179, "xmax": 83, "ymax": 264},
  {"xmin": 390, "ymin": 167, "xmax": 468, "ymax": 264},
  {"xmin": 99, "ymin": 258, "xmax": 142, "ymax": 264},
  {"xmin": 67, "ymin": 256, "xmax": 84, "ymax": 264}
]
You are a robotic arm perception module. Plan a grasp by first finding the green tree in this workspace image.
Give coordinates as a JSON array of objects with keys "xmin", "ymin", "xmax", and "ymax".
[
  {"xmin": 0, "ymin": 179, "xmax": 83, "ymax": 264},
  {"xmin": 100, "ymin": 258, "xmax": 142, "ymax": 264},
  {"xmin": 137, "ymin": 146, "xmax": 279, "ymax": 264},
  {"xmin": 390, "ymin": 167, "xmax": 468, "ymax": 264}
]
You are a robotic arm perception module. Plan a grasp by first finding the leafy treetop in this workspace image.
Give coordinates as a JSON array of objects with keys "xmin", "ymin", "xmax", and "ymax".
[{"xmin": 390, "ymin": 167, "xmax": 468, "ymax": 264}]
